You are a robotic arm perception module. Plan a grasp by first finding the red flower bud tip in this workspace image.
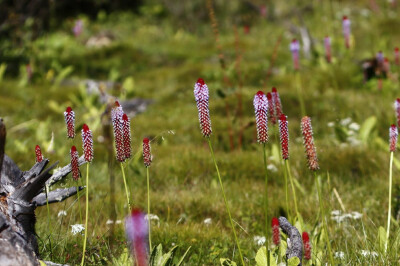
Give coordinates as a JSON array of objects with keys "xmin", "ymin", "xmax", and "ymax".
[
  {"xmin": 70, "ymin": 146, "xmax": 80, "ymax": 180},
  {"xmin": 35, "ymin": 145, "xmax": 43, "ymax": 163},
  {"xmin": 390, "ymin": 124, "xmax": 398, "ymax": 152},
  {"xmin": 143, "ymin": 138, "xmax": 152, "ymax": 167},
  {"xmin": 343, "ymin": 15, "xmax": 348, "ymax": 20},
  {"xmin": 64, "ymin": 106, "xmax": 75, "ymax": 139},
  {"xmin": 302, "ymin": 232, "xmax": 311, "ymax": 260},
  {"xmin": 278, "ymin": 114, "xmax": 289, "ymax": 160},
  {"xmin": 81, "ymin": 124, "xmax": 94, "ymax": 162},
  {"xmin": 194, "ymin": 79, "xmax": 212, "ymax": 137},
  {"xmin": 115, "ymin": 101, "xmax": 120, "ymax": 107},
  {"xmin": 266, "ymin": 92, "xmax": 275, "ymax": 125},
  {"xmin": 395, "ymin": 99, "xmax": 400, "ymax": 128},
  {"xmin": 253, "ymin": 91, "xmax": 268, "ymax": 143},
  {"xmin": 125, "ymin": 209, "xmax": 149, "ymax": 266},
  {"xmin": 396, "ymin": 47, "xmax": 399, "ymax": 52},
  {"xmin": 301, "ymin": 116, "xmax": 319, "ymax": 171},
  {"xmin": 271, "ymin": 88, "xmax": 283, "ymax": 121},
  {"xmin": 271, "ymin": 217, "xmax": 280, "ymax": 245},
  {"xmin": 122, "ymin": 114, "xmax": 132, "ymax": 160}
]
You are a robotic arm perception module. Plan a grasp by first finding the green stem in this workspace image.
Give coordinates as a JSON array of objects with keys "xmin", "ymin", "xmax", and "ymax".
[
  {"xmin": 45, "ymin": 186, "xmax": 53, "ymax": 260},
  {"xmin": 207, "ymin": 138, "xmax": 245, "ymax": 266},
  {"xmin": 120, "ymin": 163, "xmax": 131, "ymax": 211},
  {"xmin": 386, "ymin": 151, "xmax": 394, "ymax": 252},
  {"xmin": 76, "ymin": 183, "xmax": 83, "ymax": 224},
  {"xmin": 262, "ymin": 143, "xmax": 271, "ymax": 266},
  {"xmin": 285, "ymin": 160, "xmax": 299, "ymax": 216},
  {"xmin": 295, "ymin": 71, "xmax": 306, "ymax": 117},
  {"xmin": 314, "ymin": 172, "xmax": 334, "ymax": 265},
  {"xmin": 146, "ymin": 166, "xmax": 152, "ymax": 251},
  {"xmin": 81, "ymin": 164, "xmax": 90, "ymax": 266}
]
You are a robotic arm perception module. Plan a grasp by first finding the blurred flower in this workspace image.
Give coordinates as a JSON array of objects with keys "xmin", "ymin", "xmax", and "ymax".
[
  {"xmin": 301, "ymin": 116, "xmax": 319, "ymax": 171},
  {"xmin": 57, "ymin": 210, "xmax": 67, "ymax": 218},
  {"xmin": 360, "ymin": 250, "xmax": 378, "ymax": 258},
  {"xmin": 271, "ymin": 88, "xmax": 283, "ymax": 121},
  {"xmin": 271, "ymin": 217, "xmax": 280, "ymax": 245},
  {"xmin": 266, "ymin": 92, "xmax": 276, "ymax": 125},
  {"xmin": 302, "ymin": 232, "xmax": 311, "ymax": 260},
  {"xmin": 395, "ymin": 47, "xmax": 399, "ymax": 65},
  {"xmin": 253, "ymin": 91, "xmax": 268, "ymax": 143},
  {"xmin": 290, "ymin": 39, "xmax": 300, "ymax": 70},
  {"xmin": 194, "ymin": 78, "xmax": 212, "ymax": 137},
  {"xmin": 73, "ymin": 19, "xmax": 83, "ymax": 37},
  {"xmin": 70, "ymin": 146, "xmax": 80, "ymax": 181},
  {"xmin": 253, "ymin": 236, "xmax": 266, "ymax": 246},
  {"xmin": 335, "ymin": 251, "xmax": 345, "ymax": 259},
  {"xmin": 324, "ymin": 36, "xmax": 331, "ymax": 63},
  {"xmin": 35, "ymin": 145, "xmax": 43, "ymax": 163},
  {"xmin": 122, "ymin": 114, "xmax": 132, "ymax": 160},
  {"xmin": 278, "ymin": 114, "xmax": 289, "ymax": 160},
  {"xmin": 111, "ymin": 101, "xmax": 125, "ymax": 162},
  {"xmin": 64, "ymin": 107, "xmax": 75, "ymax": 139},
  {"xmin": 342, "ymin": 16, "xmax": 351, "ymax": 49},
  {"xmin": 143, "ymin": 138, "xmax": 152, "ymax": 167},
  {"xmin": 331, "ymin": 210, "xmax": 363, "ymax": 223},
  {"xmin": 203, "ymin": 218, "xmax": 212, "ymax": 226},
  {"xmin": 125, "ymin": 209, "xmax": 149, "ymax": 266},
  {"xmin": 267, "ymin": 164, "xmax": 278, "ymax": 172},
  {"xmin": 71, "ymin": 224, "xmax": 85, "ymax": 235},
  {"xmin": 390, "ymin": 124, "xmax": 398, "ymax": 152}
]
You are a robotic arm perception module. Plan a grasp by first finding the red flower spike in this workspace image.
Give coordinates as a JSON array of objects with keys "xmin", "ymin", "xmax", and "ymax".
[
  {"xmin": 278, "ymin": 114, "xmax": 289, "ymax": 160},
  {"xmin": 390, "ymin": 124, "xmax": 398, "ymax": 152},
  {"xmin": 302, "ymin": 232, "xmax": 311, "ymax": 260},
  {"xmin": 81, "ymin": 124, "xmax": 94, "ymax": 162},
  {"xmin": 111, "ymin": 101, "xmax": 125, "ymax": 162},
  {"xmin": 301, "ymin": 116, "xmax": 319, "ymax": 171},
  {"xmin": 253, "ymin": 91, "xmax": 268, "ymax": 143},
  {"xmin": 290, "ymin": 39, "xmax": 300, "ymax": 70},
  {"xmin": 271, "ymin": 217, "xmax": 280, "ymax": 246},
  {"xmin": 70, "ymin": 146, "xmax": 80, "ymax": 180},
  {"xmin": 64, "ymin": 107, "xmax": 75, "ymax": 139},
  {"xmin": 395, "ymin": 99, "xmax": 400, "ymax": 128},
  {"xmin": 122, "ymin": 114, "xmax": 132, "ymax": 160},
  {"xmin": 266, "ymin": 92, "xmax": 276, "ymax": 125},
  {"xmin": 324, "ymin": 36, "xmax": 331, "ymax": 63},
  {"xmin": 143, "ymin": 138, "xmax": 152, "ymax": 167},
  {"xmin": 342, "ymin": 16, "xmax": 351, "ymax": 49},
  {"xmin": 194, "ymin": 78, "xmax": 212, "ymax": 137},
  {"xmin": 35, "ymin": 145, "xmax": 43, "ymax": 163},
  {"xmin": 271, "ymin": 87, "xmax": 283, "ymax": 121}
]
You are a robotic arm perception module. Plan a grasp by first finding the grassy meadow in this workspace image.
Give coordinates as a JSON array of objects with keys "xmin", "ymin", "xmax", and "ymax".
[{"xmin": 2, "ymin": 1, "xmax": 400, "ymax": 265}]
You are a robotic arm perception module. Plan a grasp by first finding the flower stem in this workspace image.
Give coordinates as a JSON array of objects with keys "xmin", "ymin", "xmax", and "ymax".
[
  {"xmin": 45, "ymin": 186, "xmax": 53, "ymax": 260},
  {"xmin": 285, "ymin": 160, "xmax": 299, "ymax": 216},
  {"xmin": 76, "ymin": 183, "xmax": 83, "ymax": 224},
  {"xmin": 295, "ymin": 71, "xmax": 306, "ymax": 117},
  {"xmin": 146, "ymin": 166, "xmax": 152, "ymax": 251},
  {"xmin": 314, "ymin": 171, "xmax": 334, "ymax": 265},
  {"xmin": 386, "ymin": 151, "xmax": 394, "ymax": 252},
  {"xmin": 207, "ymin": 138, "xmax": 245, "ymax": 266},
  {"xmin": 81, "ymin": 164, "xmax": 89, "ymax": 266},
  {"xmin": 120, "ymin": 163, "xmax": 131, "ymax": 212},
  {"xmin": 262, "ymin": 143, "xmax": 271, "ymax": 266}
]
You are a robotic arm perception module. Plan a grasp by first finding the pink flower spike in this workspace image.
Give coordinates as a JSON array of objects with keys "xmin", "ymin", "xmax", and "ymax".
[
  {"xmin": 271, "ymin": 217, "xmax": 280, "ymax": 246},
  {"xmin": 81, "ymin": 124, "xmax": 94, "ymax": 162},
  {"xmin": 111, "ymin": 101, "xmax": 125, "ymax": 162},
  {"xmin": 35, "ymin": 145, "xmax": 43, "ymax": 163},
  {"xmin": 301, "ymin": 116, "xmax": 319, "ymax": 171},
  {"xmin": 64, "ymin": 106, "xmax": 75, "ymax": 139},
  {"xmin": 266, "ymin": 93, "xmax": 276, "ymax": 125},
  {"xmin": 253, "ymin": 91, "xmax": 268, "ymax": 143},
  {"xmin": 302, "ymin": 232, "xmax": 312, "ymax": 260},
  {"xmin": 394, "ymin": 98, "xmax": 400, "ymax": 128},
  {"xmin": 390, "ymin": 124, "xmax": 398, "ymax": 152},
  {"xmin": 125, "ymin": 209, "xmax": 149, "ymax": 266},
  {"xmin": 395, "ymin": 47, "xmax": 399, "ymax": 65},
  {"xmin": 278, "ymin": 114, "xmax": 289, "ymax": 160},
  {"xmin": 290, "ymin": 39, "xmax": 300, "ymax": 70},
  {"xmin": 122, "ymin": 114, "xmax": 132, "ymax": 160},
  {"xmin": 271, "ymin": 87, "xmax": 283, "ymax": 121},
  {"xmin": 70, "ymin": 146, "xmax": 80, "ymax": 181},
  {"xmin": 376, "ymin": 51, "xmax": 384, "ymax": 64},
  {"xmin": 143, "ymin": 138, "xmax": 152, "ymax": 167},
  {"xmin": 342, "ymin": 16, "xmax": 351, "ymax": 49},
  {"xmin": 194, "ymin": 78, "xmax": 212, "ymax": 137},
  {"xmin": 324, "ymin": 36, "xmax": 331, "ymax": 63}
]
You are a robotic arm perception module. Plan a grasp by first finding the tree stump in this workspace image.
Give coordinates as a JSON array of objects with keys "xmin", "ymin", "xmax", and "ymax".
[{"xmin": 0, "ymin": 118, "xmax": 85, "ymax": 265}]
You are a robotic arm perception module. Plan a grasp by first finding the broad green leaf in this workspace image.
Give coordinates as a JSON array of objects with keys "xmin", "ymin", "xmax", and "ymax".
[
  {"xmin": 378, "ymin": 226, "xmax": 387, "ymax": 252},
  {"xmin": 288, "ymin": 257, "xmax": 300, "ymax": 266},
  {"xmin": 255, "ymin": 247, "xmax": 277, "ymax": 266},
  {"xmin": 220, "ymin": 258, "xmax": 237, "ymax": 266},
  {"xmin": 161, "ymin": 245, "xmax": 178, "ymax": 266},
  {"xmin": 0, "ymin": 63, "xmax": 6, "ymax": 83},
  {"xmin": 150, "ymin": 244, "xmax": 164, "ymax": 266},
  {"xmin": 359, "ymin": 116, "xmax": 376, "ymax": 143},
  {"xmin": 176, "ymin": 246, "xmax": 191, "ymax": 266}
]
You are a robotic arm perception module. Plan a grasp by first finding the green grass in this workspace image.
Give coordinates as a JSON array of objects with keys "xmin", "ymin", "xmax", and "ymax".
[{"xmin": 2, "ymin": 1, "xmax": 400, "ymax": 264}]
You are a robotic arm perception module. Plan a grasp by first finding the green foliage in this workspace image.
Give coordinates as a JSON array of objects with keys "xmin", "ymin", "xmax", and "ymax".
[{"xmin": 149, "ymin": 244, "xmax": 191, "ymax": 266}]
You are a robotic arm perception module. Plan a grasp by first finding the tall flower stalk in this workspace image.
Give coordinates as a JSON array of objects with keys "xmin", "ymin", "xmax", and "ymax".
[
  {"xmin": 143, "ymin": 138, "xmax": 152, "ymax": 251},
  {"xmin": 64, "ymin": 107, "xmax": 75, "ymax": 139},
  {"xmin": 81, "ymin": 124, "xmax": 93, "ymax": 266},
  {"xmin": 125, "ymin": 209, "xmax": 149, "ymax": 266},
  {"xmin": 342, "ymin": 16, "xmax": 351, "ymax": 49},
  {"xmin": 278, "ymin": 114, "xmax": 298, "ymax": 217},
  {"xmin": 111, "ymin": 101, "xmax": 132, "ymax": 211},
  {"xmin": 194, "ymin": 78, "xmax": 244, "ymax": 265},
  {"xmin": 395, "ymin": 98, "xmax": 400, "ymax": 128},
  {"xmin": 301, "ymin": 116, "xmax": 334, "ymax": 265},
  {"xmin": 386, "ymin": 124, "xmax": 397, "ymax": 252},
  {"xmin": 324, "ymin": 36, "xmax": 332, "ymax": 63},
  {"xmin": 290, "ymin": 39, "xmax": 300, "ymax": 70},
  {"xmin": 253, "ymin": 91, "xmax": 273, "ymax": 265},
  {"xmin": 302, "ymin": 232, "xmax": 311, "ymax": 261}
]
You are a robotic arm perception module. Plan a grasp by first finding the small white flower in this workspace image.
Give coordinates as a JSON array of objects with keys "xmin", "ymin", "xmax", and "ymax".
[
  {"xmin": 267, "ymin": 164, "xmax": 278, "ymax": 172},
  {"xmin": 335, "ymin": 251, "xmax": 345, "ymax": 259},
  {"xmin": 360, "ymin": 250, "xmax": 378, "ymax": 258},
  {"xmin": 106, "ymin": 219, "xmax": 114, "ymax": 225},
  {"xmin": 57, "ymin": 210, "xmax": 67, "ymax": 218},
  {"xmin": 253, "ymin": 236, "xmax": 266, "ymax": 246},
  {"xmin": 351, "ymin": 212, "xmax": 362, "ymax": 219},
  {"xmin": 71, "ymin": 224, "xmax": 85, "ymax": 235},
  {"xmin": 340, "ymin": 117, "xmax": 352, "ymax": 126},
  {"xmin": 331, "ymin": 210, "xmax": 341, "ymax": 216},
  {"xmin": 348, "ymin": 122, "xmax": 360, "ymax": 131},
  {"xmin": 115, "ymin": 220, "xmax": 122, "ymax": 224},
  {"xmin": 203, "ymin": 218, "xmax": 212, "ymax": 225},
  {"xmin": 327, "ymin": 122, "xmax": 335, "ymax": 128}
]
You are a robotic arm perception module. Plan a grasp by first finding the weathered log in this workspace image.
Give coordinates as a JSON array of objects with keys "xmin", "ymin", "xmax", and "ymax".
[
  {"xmin": 279, "ymin": 216, "xmax": 303, "ymax": 265},
  {"xmin": 0, "ymin": 118, "xmax": 86, "ymax": 265}
]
